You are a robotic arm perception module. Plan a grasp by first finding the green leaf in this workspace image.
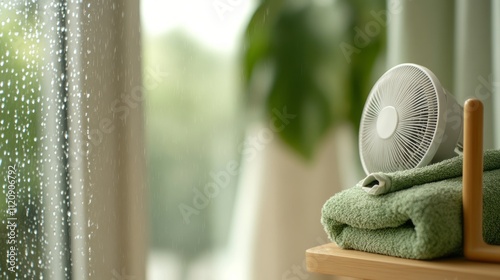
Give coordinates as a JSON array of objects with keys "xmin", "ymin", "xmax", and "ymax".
[
  {"xmin": 242, "ymin": 0, "xmax": 284, "ymax": 83},
  {"xmin": 242, "ymin": 0, "xmax": 386, "ymax": 160}
]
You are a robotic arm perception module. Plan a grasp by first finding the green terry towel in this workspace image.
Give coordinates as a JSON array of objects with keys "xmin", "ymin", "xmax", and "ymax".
[
  {"xmin": 321, "ymin": 168, "xmax": 500, "ymax": 259},
  {"xmin": 360, "ymin": 150, "xmax": 500, "ymax": 195}
]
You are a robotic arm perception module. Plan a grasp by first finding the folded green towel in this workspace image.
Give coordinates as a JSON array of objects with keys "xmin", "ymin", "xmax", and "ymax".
[
  {"xmin": 360, "ymin": 150, "xmax": 500, "ymax": 195},
  {"xmin": 321, "ymin": 168, "xmax": 500, "ymax": 259}
]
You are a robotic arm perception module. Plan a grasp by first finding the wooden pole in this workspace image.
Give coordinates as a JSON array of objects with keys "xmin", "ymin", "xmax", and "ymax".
[{"xmin": 463, "ymin": 98, "xmax": 500, "ymax": 262}]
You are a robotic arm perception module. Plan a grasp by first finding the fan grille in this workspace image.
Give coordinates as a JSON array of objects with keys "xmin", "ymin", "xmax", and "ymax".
[{"xmin": 360, "ymin": 65, "xmax": 439, "ymax": 173}]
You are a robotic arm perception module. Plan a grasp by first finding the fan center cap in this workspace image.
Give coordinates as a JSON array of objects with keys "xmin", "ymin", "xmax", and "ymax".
[{"xmin": 377, "ymin": 106, "xmax": 398, "ymax": 139}]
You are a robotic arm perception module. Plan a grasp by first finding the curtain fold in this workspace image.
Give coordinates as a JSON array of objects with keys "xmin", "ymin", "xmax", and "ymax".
[
  {"xmin": 493, "ymin": 0, "xmax": 500, "ymax": 148},
  {"xmin": 454, "ymin": 0, "xmax": 493, "ymax": 148},
  {"xmin": 227, "ymin": 125, "xmax": 343, "ymax": 280},
  {"xmin": 68, "ymin": 0, "xmax": 146, "ymax": 279},
  {"xmin": 388, "ymin": 0, "xmax": 498, "ymax": 149},
  {"xmin": 387, "ymin": 0, "xmax": 455, "ymax": 90}
]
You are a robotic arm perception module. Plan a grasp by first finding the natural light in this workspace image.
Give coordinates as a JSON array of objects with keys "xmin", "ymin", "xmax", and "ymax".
[{"xmin": 140, "ymin": 1, "xmax": 256, "ymax": 279}]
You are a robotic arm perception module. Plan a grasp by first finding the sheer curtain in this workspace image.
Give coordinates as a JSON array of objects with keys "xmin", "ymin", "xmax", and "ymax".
[
  {"xmin": 68, "ymin": 0, "xmax": 146, "ymax": 278},
  {"xmin": 387, "ymin": 0, "xmax": 499, "ymax": 148},
  {"xmin": 226, "ymin": 126, "xmax": 346, "ymax": 280}
]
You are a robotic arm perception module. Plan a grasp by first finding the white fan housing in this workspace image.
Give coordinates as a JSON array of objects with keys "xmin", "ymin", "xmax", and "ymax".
[{"xmin": 359, "ymin": 63, "xmax": 463, "ymax": 174}]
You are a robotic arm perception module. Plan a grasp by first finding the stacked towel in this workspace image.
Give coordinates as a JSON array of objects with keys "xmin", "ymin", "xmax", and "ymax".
[{"xmin": 321, "ymin": 151, "xmax": 500, "ymax": 260}]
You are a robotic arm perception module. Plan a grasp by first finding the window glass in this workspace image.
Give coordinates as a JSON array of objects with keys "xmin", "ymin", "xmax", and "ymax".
[
  {"xmin": 141, "ymin": 1, "xmax": 255, "ymax": 279},
  {"xmin": 1, "ymin": 1, "xmax": 45, "ymax": 277},
  {"xmin": 1, "ymin": 1, "xmax": 72, "ymax": 278}
]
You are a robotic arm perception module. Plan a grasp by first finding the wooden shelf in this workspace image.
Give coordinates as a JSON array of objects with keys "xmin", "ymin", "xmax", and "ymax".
[{"xmin": 306, "ymin": 243, "xmax": 500, "ymax": 280}]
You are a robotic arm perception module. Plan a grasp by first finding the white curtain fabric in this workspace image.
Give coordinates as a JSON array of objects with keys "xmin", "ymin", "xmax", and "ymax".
[
  {"xmin": 388, "ymin": 0, "xmax": 499, "ymax": 149},
  {"xmin": 493, "ymin": 0, "xmax": 500, "ymax": 147},
  {"xmin": 68, "ymin": 0, "xmax": 146, "ymax": 279},
  {"xmin": 225, "ymin": 125, "xmax": 358, "ymax": 280}
]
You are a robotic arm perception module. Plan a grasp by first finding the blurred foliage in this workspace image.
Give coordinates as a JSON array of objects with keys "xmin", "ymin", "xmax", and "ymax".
[
  {"xmin": 145, "ymin": 31, "xmax": 241, "ymax": 264},
  {"xmin": 0, "ymin": 1, "xmax": 44, "ymax": 277},
  {"xmin": 243, "ymin": 0, "xmax": 386, "ymax": 158}
]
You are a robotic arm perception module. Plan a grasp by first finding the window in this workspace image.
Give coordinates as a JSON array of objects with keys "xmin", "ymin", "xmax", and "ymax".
[
  {"xmin": 1, "ymin": 1, "xmax": 73, "ymax": 278},
  {"xmin": 1, "ymin": 1, "xmax": 146, "ymax": 279},
  {"xmin": 141, "ymin": 0, "xmax": 255, "ymax": 279}
]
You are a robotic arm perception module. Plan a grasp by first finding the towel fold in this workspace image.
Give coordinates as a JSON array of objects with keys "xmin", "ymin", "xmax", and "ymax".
[
  {"xmin": 360, "ymin": 150, "xmax": 500, "ymax": 195},
  {"xmin": 321, "ymin": 168, "xmax": 500, "ymax": 259}
]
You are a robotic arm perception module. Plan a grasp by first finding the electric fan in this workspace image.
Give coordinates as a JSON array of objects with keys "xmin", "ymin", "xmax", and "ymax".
[{"xmin": 359, "ymin": 63, "xmax": 463, "ymax": 174}]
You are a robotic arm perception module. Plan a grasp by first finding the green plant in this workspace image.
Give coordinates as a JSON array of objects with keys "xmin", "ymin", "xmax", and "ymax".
[{"xmin": 243, "ymin": 0, "xmax": 385, "ymax": 159}]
